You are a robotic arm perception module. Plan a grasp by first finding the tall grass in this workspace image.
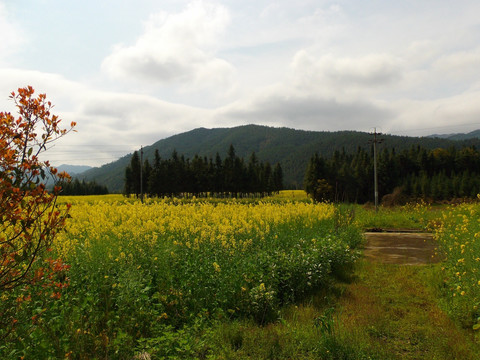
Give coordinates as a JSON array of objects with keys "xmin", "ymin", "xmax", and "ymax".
[{"xmin": 353, "ymin": 201, "xmax": 441, "ymax": 230}]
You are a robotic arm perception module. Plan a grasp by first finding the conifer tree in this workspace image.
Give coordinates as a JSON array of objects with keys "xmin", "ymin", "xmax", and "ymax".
[{"xmin": 273, "ymin": 163, "xmax": 283, "ymax": 193}]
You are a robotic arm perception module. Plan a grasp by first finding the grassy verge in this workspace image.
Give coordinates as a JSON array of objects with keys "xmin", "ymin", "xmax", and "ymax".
[
  {"xmin": 132, "ymin": 281, "xmax": 387, "ymax": 359},
  {"xmin": 336, "ymin": 261, "xmax": 480, "ymax": 359},
  {"xmin": 199, "ymin": 261, "xmax": 480, "ymax": 360},
  {"xmin": 352, "ymin": 202, "xmax": 443, "ymax": 231}
]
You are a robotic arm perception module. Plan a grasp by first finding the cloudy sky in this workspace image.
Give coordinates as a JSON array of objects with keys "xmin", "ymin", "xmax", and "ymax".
[{"xmin": 2, "ymin": 0, "xmax": 480, "ymax": 166}]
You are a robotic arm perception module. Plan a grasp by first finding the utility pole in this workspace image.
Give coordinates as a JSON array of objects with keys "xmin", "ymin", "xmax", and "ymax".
[
  {"xmin": 369, "ymin": 128, "xmax": 384, "ymax": 212},
  {"xmin": 140, "ymin": 146, "xmax": 144, "ymax": 204}
]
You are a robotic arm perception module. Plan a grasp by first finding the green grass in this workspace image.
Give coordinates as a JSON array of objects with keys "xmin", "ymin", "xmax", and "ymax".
[
  {"xmin": 195, "ymin": 260, "xmax": 480, "ymax": 360},
  {"xmin": 352, "ymin": 202, "xmax": 444, "ymax": 231},
  {"xmin": 335, "ymin": 261, "xmax": 480, "ymax": 359},
  {"xmin": 132, "ymin": 284, "xmax": 387, "ymax": 359}
]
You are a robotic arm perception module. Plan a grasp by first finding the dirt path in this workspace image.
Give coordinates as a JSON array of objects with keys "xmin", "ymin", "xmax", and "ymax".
[{"xmin": 364, "ymin": 231, "xmax": 441, "ymax": 265}]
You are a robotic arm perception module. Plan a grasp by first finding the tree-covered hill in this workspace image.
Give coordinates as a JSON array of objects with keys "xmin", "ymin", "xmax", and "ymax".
[
  {"xmin": 439, "ymin": 129, "xmax": 480, "ymax": 141},
  {"xmin": 78, "ymin": 124, "xmax": 480, "ymax": 193}
]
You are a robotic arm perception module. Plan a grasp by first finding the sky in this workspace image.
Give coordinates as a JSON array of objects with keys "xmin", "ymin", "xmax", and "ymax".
[{"xmin": 1, "ymin": 0, "xmax": 480, "ymax": 167}]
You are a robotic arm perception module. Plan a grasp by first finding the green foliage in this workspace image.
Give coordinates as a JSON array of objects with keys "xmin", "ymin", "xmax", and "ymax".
[
  {"xmin": 314, "ymin": 307, "xmax": 336, "ymax": 336},
  {"xmin": 135, "ymin": 319, "xmax": 213, "ymax": 359}
]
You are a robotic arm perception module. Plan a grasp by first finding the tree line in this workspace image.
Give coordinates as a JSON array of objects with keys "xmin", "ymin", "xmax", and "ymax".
[
  {"xmin": 124, "ymin": 145, "xmax": 283, "ymax": 198},
  {"xmin": 304, "ymin": 145, "xmax": 480, "ymax": 203},
  {"xmin": 59, "ymin": 178, "xmax": 109, "ymax": 195}
]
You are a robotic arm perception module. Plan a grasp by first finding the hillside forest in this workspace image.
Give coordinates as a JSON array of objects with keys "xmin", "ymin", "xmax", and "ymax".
[
  {"xmin": 304, "ymin": 145, "xmax": 480, "ymax": 203},
  {"xmin": 124, "ymin": 145, "xmax": 283, "ymax": 198}
]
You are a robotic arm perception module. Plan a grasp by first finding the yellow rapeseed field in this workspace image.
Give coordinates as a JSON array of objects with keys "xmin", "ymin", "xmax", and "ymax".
[
  {"xmin": 54, "ymin": 197, "xmax": 335, "ymax": 259},
  {"xmin": 0, "ymin": 194, "xmax": 363, "ymax": 358}
]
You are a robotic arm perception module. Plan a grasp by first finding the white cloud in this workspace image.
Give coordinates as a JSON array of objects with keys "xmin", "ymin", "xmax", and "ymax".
[
  {"xmin": 214, "ymin": 48, "xmax": 397, "ymax": 132},
  {"xmin": 0, "ymin": 68, "xmax": 217, "ymax": 166},
  {"xmin": 214, "ymin": 50, "xmax": 400, "ymax": 131},
  {"xmin": 290, "ymin": 51, "xmax": 403, "ymax": 98},
  {"xmin": 214, "ymin": 44, "xmax": 480, "ymax": 135},
  {"xmin": 216, "ymin": 91, "xmax": 391, "ymax": 132},
  {"xmin": 432, "ymin": 49, "xmax": 480, "ymax": 81},
  {"xmin": 102, "ymin": 1, "xmax": 235, "ymax": 91},
  {"xmin": 0, "ymin": 69, "xmax": 86, "ymax": 114},
  {"xmin": 0, "ymin": 2, "xmax": 25, "ymax": 64},
  {"xmin": 388, "ymin": 91, "xmax": 480, "ymax": 135},
  {"xmin": 80, "ymin": 91, "xmax": 212, "ymax": 135}
]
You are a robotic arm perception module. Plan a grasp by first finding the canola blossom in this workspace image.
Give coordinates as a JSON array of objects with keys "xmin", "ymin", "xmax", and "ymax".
[
  {"xmin": 433, "ymin": 200, "xmax": 480, "ymax": 328},
  {"xmin": 54, "ymin": 199, "xmax": 336, "ymax": 259},
  {"xmin": 50, "ymin": 198, "xmax": 360, "ymax": 324}
]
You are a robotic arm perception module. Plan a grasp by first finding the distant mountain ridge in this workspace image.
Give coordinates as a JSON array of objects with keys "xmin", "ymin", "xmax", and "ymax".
[
  {"xmin": 78, "ymin": 125, "xmax": 480, "ymax": 192},
  {"xmin": 428, "ymin": 129, "xmax": 480, "ymax": 141},
  {"xmin": 57, "ymin": 164, "xmax": 92, "ymax": 175}
]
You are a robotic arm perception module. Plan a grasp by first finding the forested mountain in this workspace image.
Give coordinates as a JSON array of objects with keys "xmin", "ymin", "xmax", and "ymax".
[
  {"xmin": 443, "ymin": 129, "xmax": 480, "ymax": 141},
  {"xmin": 78, "ymin": 125, "xmax": 480, "ymax": 193},
  {"xmin": 57, "ymin": 164, "xmax": 92, "ymax": 175}
]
